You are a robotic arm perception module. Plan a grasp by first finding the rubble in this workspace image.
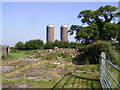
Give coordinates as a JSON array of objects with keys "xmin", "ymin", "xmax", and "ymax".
[
  {"xmin": 22, "ymin": 47, "xmax": 80, "ymax": 62},
  {"xmin": 53, "ymin": 62, "xmax": 61, "ymax": 65}
]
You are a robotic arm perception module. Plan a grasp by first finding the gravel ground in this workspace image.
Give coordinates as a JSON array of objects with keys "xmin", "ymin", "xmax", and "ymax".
[{"xmin": 2, "ymin": 66, "xmax": 15, "ymax": 73}]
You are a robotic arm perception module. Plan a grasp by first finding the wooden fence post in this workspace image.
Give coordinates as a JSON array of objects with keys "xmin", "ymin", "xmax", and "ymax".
[
  {"xmin": 101, "ymin": 52, "xmax": 106, "ymax": 66},
  {"xmin": 101, "ymin": 52, "xmax": 106, "ymax": 78}
]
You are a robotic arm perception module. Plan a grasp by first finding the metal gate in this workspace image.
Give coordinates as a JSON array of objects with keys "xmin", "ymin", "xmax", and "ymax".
[{"xmin": 99, "ymin": 52, "xmax": 120, "ymax": 89}]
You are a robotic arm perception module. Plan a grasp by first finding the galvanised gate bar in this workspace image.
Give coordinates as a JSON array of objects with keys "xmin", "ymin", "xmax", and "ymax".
[{"xmin": 99, "ymin": 52, "xmax": 120, "ymax": 89}]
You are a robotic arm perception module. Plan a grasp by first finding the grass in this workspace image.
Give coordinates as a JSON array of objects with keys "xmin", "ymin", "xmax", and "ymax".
[
  {"xmin": 101, "ymin": 47, "xmax": 120, "ymax": 88},
  {"xmin": 35, "ymin": 52, "xmax": 72, "ymax": 62},
  {"xmin": 99, "ymin": 51, "xmax": 120, "ymax": 88},
  {"xmin": 1, "ymin": 50, "xmax": 35, "ymax": 60},
  {"xmin": 32, "ymin": 78, "xmax": 60, "ymax": 88},
  {"xmin": 2, "ymin": 61, "xmax": 100, "ymax": 88},
  {"xmin": 3, "ymin": 77, "xmax": 59, "ymax": 88},
  {"xmin": 2, "ymin": 60, "xmax": 45, "ymax": 78},
  {"xmin": 2, "ymin": 49, "xmax": 101, "ymax": 88},
  {"xmin": 105, "ymin": 62, "xmax": 119, "ymax": 88},
  {"xmin": 2, "ymin": 66, "xmax": 100, "ymax": 88}
]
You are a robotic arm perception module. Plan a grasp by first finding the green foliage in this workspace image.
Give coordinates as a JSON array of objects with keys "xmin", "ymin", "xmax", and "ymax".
[
  {"xmin": 45, "ymin": 40, "xmax": 70, "ymax": 49},
  {"xmin": 116, "ymin": 22, "xmax": 120, "ymax": 44},
  {"xmin": 54, "ymin": 40, "xmax": 70, "ymax": 48},
  {"xmin": 44, "ymin": 41, "xmax": 55, "ymax": 49},
  {"xmin": 69, "ymin": 5, "xmax": 120, "ymax": 44},
  {"xmin": 14, "ymin": 39, "xmax": 44, "ymax": 50},
  {"xmin": 69, "ymin": 42, "xmax": 83, "ymax": 49},
  {"xmin": 15, "ymin": 42, "xmax": 25, "ymax": 50},
  {"xmin": 24, "ymin": 39, "xmax": 44, "ymax": 50},
  {"xmin": 1, "ymin": 50, "xmax": 34, "ymax": 60},
  {"xmin": 45, "ymin": 40, "xmax": 83, "ymax": 49},
  {"xmin": 70, "ymin": 23, "xmax": 99, "ymax": 44},
  {"xmin": 2, "ymin": 50, "xmax": 100, "ymax": 88},
  {"xmin": 38, "ymin": 52, "xmax": 71, "ymax": 61},
  {"xmin": 110, "ymin": 40, "xmax": 120, "ymax": 52},
  {"xmin": 75, "ymin": 40, "xmax": 118, "ymax": 65},
  {"xmin": 15, "ymin": 40, "xmax": 83, "ymax": 50},
  {"xmin": 102, "ymin": 23, "xmax": 118, "ymax": 40},
  {"xmin": 43, "ymin": 53, "xmax": 57, "ymax": 60},
  {"xmin": 59, "ymin": 52, "xmax": 70, "ymax": 59},
  {"xmin": 1, "ymin": 55, "xmax": 13, "ymax": 60}
]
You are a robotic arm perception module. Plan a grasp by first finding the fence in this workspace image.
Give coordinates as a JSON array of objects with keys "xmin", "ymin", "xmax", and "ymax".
[{"xmin": 99, "ymin": 52, "xmax": 120, "ymax": 89}]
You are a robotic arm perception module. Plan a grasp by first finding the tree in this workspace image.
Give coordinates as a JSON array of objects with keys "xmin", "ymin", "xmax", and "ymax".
[
  {"xmin": 44, "ymin": 41, "xmax": 55, "ymax": 49},
  {"xmin": 24, "ymin": 39, "xmax": 44, "ymax": 50},
  {"xmin": 117, "ymin": 21, "xmax": 120, "ymax": 44},
  {"xmin": 45, "ymin": 40, "xmax": 70, "ymax": 49},
  {"xmin": 15, "ymin": 42, "xmax": 24, "ymax": 50},
  {"xmin": 69, "ymin": 5, "xmax": 120, "ymax": 45},
  {"xmin": 54, "ymin": 40, "xmax": 70, "ymax": 48}
]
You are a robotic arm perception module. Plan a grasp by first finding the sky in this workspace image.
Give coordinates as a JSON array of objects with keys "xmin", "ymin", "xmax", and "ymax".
[{"xmin": 1, "ymin": 2, "xmax": 119, "ymax": 46}]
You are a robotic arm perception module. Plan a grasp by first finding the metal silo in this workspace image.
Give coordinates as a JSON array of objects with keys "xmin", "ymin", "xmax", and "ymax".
[
  {"xmin": 46, "ymin": 24, "xmax": 54, "ymax": 42},
  {"xmin": 60, "ymin": 24, "xmax": 68, "ymax": 41}
]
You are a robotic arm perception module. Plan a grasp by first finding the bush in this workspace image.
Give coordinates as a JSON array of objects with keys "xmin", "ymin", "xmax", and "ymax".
[
  {"xmin": 42, "ymin": 53, "xmax": 58, "ymax": 60},
  {"xmin": 69, "ymin": 42, "xmax": 83, "ymax": 49},
  {"xmin": 76, "ymin": 40, "xmax": 118, "ymax": 65},
  {"xmin": 1, "ymin": 55, "xmax": 13, "ymax": 60},
  {"xmin": 54, "ymin": 40, "xmax": 70, "ymax": 48},
  {"xmin": 45, "ymin": 40, "xmax": 83, "ymax": 49},
  {"xmin": 14, "ymin": 39, "xmax": 44, "ymax": 50},
  {"xmin": 24, "ymin": 39, "xmax": 44, "ymax": 50},
  {"xmin": 44, "ymin": 40, "xmax": 69, "ymax": 49},
  {"xmin": 59, "ymin": 52, "xmax": 71, "ymax": 58},
  {"xmin": 44, "ymin": 41, "xmax": 55, "ymax": 49},
  {"xmin": 111, "ymin": 41, "xmax": 120, "ymax": 52},
  {"xmin": 41, "ymin": 52, "xmax": 71, "ymax": 61},
  {"xmin": 15, "ymin": 40, "xmax": 83, "ymax": 50},
  {"xmin": 15, "ymin": 42, "xmax": 25, "ymax": 50}
]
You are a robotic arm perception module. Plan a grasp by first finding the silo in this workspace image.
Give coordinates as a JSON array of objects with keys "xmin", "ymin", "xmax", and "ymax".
[
  {"xmin": 46, "ymin": 24, "xmax": 54, "ymax": 42},
  {"xmin": 60, "ymin": 24, "xmax": 68, "ymax": 41}
]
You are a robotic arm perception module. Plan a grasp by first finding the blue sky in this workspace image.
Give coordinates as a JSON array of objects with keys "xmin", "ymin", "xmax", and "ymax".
[{"xmin": 2, "ymin": 2, "xmax": 118, "ymax": 46}]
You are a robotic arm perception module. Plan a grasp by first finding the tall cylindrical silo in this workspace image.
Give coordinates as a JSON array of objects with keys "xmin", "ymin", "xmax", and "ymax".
[
  {"xmin": 46, "ymin": 24, "xmax": 54, "ymax": 42},
  {"xmin": 60, "ymin": 24, "xmax": 68, "ymax": 41}
]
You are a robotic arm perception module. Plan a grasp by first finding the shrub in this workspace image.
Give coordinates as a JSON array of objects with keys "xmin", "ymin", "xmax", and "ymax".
[
  {"xmin": 1, "ymin": 55, "xmax": 13, "ymax": 60},
  {"xmin": 55, "ymin": 40, "xmax": 70, "ymax": 48},
  {"xmin": 24, "ymin": 39, "xmax": 44, "ymax": 50},
  {"xmin": 15, "ymin": 42, "xmax": 25, "ymax": 50},
  {"xmin": 43, "ymin": 53, "xmax": 58, "ymax": 60},
  {"xmin": 14, "ymin": 39, "xmax": 44, "ymax": 50},
  {"xmin": 76, "ymin": 40, "xmax": 118, "ymax": 65},
  {"xmin": 44, "ymin": 41, "xmax": 55, "ymax": 49},
  {"xmin": 45, "ymin": 40, "xmax": 83, "ymax": 49},
  {"xmin": 69, "ymin": 42, "xmax": 83, "ymax": 49},
  {"xmin": 60, "ymin": 52, "xmax": 70, "ymax": 58},
  {"xmin": 44, "ymin": 40, "xmax": 70, "ymax": 49}
]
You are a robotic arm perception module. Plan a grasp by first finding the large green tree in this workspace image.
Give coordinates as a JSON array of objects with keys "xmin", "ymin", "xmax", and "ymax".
[
  {"xmin": 69, "ymin": 5, "xmax": 120, "ymax": 45},
  {"xmin": 15, "ymin": 39, "xmax": 44, "ymax": 50},
  {"xmin": 24, "ymin": 39, "xmax": 44, "ymax": 50},
  {"xmin": 15, "ymin": 42, "xmax": 25, "ymax": 50},
  {"xmin": 117, "ymin": 21, "xmax": 120, "ymax": 44}
]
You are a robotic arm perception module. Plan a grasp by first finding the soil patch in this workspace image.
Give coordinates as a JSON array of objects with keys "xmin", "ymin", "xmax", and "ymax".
[{"xmin": 2, "ymin": 66, "xmax": 15, "ymax": 73}]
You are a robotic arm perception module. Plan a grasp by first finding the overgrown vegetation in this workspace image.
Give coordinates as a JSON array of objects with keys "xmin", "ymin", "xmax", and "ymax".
[
  {"xmin": 1, "ymin": 50, "xmax": 35, "ymax": 60},
  {"xmin": 15, "ymin": 39, "xmax": 44, "ymax": 50},
  {"xmin": 74, "ymin": 40, "xmax": 118, "ymax": 65},
  {"xmin": 2, "ymin": 4, "xmax": 120, "ymax": 89},
  {"xmin": 69, "ymin": 5, "xmax": 120, "ymax": 45},
  {"xmin": 35, "ymin": 52, "xmax": 72, "ymax": 62},
  {"xmin": 45, "ymin": 40, "xmax": 83, "ymax": 49},
  {"xmin": 14, "ymin": 39, "xmax": 83, "ymax": 50},
  {"xmin": 2, "ymin": 55, "xmax": 100, "ymax": 88}
]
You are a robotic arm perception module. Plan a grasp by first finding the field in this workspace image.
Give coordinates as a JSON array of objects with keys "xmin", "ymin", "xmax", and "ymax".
[{"xmin": 1, "ymin": 50, "xmax": 101, "ymax": 88}]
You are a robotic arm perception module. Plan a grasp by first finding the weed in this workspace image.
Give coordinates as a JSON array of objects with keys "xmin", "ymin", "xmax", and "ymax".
[{"xmin": 1, "ymin": 50, "xmax": 34, "ymax": 60}]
